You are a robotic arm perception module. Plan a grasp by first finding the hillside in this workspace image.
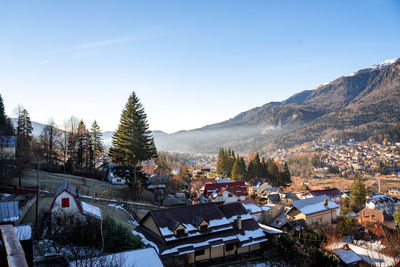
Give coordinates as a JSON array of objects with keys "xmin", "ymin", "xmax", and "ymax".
[{"xmin": 154, "ymin": 58, "xmax": 400, "ymax": 153}]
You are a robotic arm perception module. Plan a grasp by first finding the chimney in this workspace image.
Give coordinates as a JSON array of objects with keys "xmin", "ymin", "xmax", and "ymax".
[
  {"xmin": 237, "ymin": 215, "xmax": 242, "ymax": 230},
  {"xmin": 324, "ymin": 199, "xmax": 328, "ymax": 207}
]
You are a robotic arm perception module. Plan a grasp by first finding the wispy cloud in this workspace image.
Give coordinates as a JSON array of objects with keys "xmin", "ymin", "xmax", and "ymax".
[
  {"xmin": 75, "ymin": 37, "xmax": 135, "ymax": 50},
  {"xmin": 40, "ymin": 59, "xmax": 49, "ymax": 64}
]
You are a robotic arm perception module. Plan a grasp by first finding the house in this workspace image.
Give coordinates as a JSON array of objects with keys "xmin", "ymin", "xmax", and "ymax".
[
  {"xmin": 141, "ymin": 160, "xmax": 157, "ymax": 175},
  {"xmin": 261, "ymin": 205, "xmax": 289, "ymax": 229},
  {"xmin": 133, "ymin": 202, "xmax": 268, "ymax": 266},
  {"xmin": 326, "ymin": 242, "xmax": 399, "ymax": 267},
  {"xmin": 190, "ymin": 178, "xmax": 216, "ymax": 197},
  {"xmin": 366, "ymin": 195, "xmax": 396, "ymax": 215},
  {"xmin": 357, "ymin": 207, "xmax": 395, "ymax": 229},
  {"xmin": 388, "ymin": 187, "xmax": 400, "ymax": 198},
  {"xmin": 50, "ymin": 181, "xmax": 102, "ymax": 225},
  {"xmin": 0, "ymin": 136, "xmax": 16, "ymax": 159},
  {"xmin": 239, "ymin": 199, "xmax": 263, "ymax": 222},
  {"xmin": 204, "ymin": 181, "xmax": 248, "ymax": 203},
  {"xmin": 300, "ymin": 188, "xmax": 342, "ymax": 204},
  {"xmin": 69, "ymin": 247, "xmax": 163, "ymax": 267},
  {"xmin": 287, "ymin": 195, "xmax": 338, "ymax": 227},
  {"xmin": 248, "ymin": 178, "xmax": 271, "ymax": 195},
  {"xmin": 107, "ymin": 164, "xmax": 127, "ymax": 185}
]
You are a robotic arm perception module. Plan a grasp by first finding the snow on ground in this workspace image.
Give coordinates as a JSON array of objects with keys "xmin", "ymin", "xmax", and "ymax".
[
  {"xmin": 131, "ymin": 230, "xmax": 159, "ymax": 253},
  {"xmin": 81, "ymin": 201, "xmax": 102, "ymax": 219},
  {"xmin": 69, "ymin": 247, "xmax": 163, "ymax": 267},
  {"xmin": 352, "ymin": 240, "xmax": 385, "ymax": 251},
  {"xmin": 14, "ymin": 225, "xmax": 32, "ymax": 240}
]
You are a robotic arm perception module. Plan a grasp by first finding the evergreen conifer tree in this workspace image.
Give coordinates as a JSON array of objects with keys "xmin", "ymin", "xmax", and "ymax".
[
  {"xmin": 232, "ymin": 156, "xmax": 246, "ymax": 181},
  {"xmin": 15, "ymin": 106, "xmax": 33, "ymax": 186},
  {"xmin": 350, "ymin": 173, "xmax": 367, "ymax": 212},
  {"xmin": 109, "ymin": 91, "xmax": 157, "ymax": 195},
  {"xmin": 0, "ymin": 94, "xmax": 14, "ymax": 135},
  {"xmin": 216, "ymin": 148, "xmax": 224, "ymax": 175},
  {"xmin": 89, "ymin": 120, "xmax": 103, "ymax": 173}
]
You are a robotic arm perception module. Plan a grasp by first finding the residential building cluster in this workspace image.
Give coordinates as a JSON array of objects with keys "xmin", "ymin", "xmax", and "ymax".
[{"xmin": 272, "ymin": 138, "xmax": 400, "ymax": 177}]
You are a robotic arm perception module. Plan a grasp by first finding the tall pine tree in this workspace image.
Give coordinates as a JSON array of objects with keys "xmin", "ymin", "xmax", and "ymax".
[
  {"xmin": 109, "ymin": 91, "xmax": 157, "ymax": 195},
  {"xmin": 89, "ymin": 120, "xmax": 103, "ymax": 173},
  {"xmin": 15, "ymin": 106, "xmax": 33, "ymax": 186},
  {"xmin": 232, "ymin": 156, "xmax": 246, "ymax": 181},
  {"xmin": 0, "ymin": 94, "xmax": 14, "ymax": 135},
  {"xmin": 350, "ymin": 174, "xmax": 367, "ymax": 212}
]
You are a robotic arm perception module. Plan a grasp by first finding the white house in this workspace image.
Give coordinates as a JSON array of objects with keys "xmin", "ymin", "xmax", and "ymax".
[
  {"xmin": 50, "ymin": 181, "xmax": 102, "ymax": 225},
  {"xmin": 107, "ymin": 164, "xmax": 127, "ymax": 185},
  {"xmin": 205, "ymin": 181, "xmax": 248, "ymax": 203},
  {"xmin": 209, "ymin": 187, "xmax": 245, "ymax": 203}
]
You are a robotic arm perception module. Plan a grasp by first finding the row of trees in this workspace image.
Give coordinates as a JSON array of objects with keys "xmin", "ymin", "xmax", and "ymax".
[
  {"xmin": 216, "ymin": 148, "xmax": 291, "ymax": 187},
  {"xmin": 27, "ymin": 116, "xmax": 104, "ymax": 176},
  {"xmin": 0, "ymin": 93, "xmax": 106, "ymax": 183}
]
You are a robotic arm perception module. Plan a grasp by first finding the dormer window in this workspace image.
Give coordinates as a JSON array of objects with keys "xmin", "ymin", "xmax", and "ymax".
[
  {"xmin": 199, "ymin": 224, "xmax": 208, "ymax": 232},
  {"xmin": 176, "ymin": 228, "xmax": 185, "ymax": 236}
]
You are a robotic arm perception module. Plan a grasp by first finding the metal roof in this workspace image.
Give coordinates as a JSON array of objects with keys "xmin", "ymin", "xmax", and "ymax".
[
  {"xmin": 55, "ymin": 181, "xmax": 77, "ymax": 196},
  {"xmin": 0, "ymin": 201, "xmax": 19, "ymax": 223}
]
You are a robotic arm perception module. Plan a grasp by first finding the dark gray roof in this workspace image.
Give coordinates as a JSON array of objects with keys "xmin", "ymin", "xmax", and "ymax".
[
  {"xmin": 0, "ymin": 201, "xmax": 19, "ymax": 223},
  {"xmin": 55, "ymin": 181, "xmax": 77, "ymax": 196},
  {"xmin": 267, "ymin": 194, "xmax": 281, "ymax": 204}
]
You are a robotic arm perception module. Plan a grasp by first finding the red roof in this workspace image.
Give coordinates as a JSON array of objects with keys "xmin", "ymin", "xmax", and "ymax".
[
  {"xmin": 204, "ymin": 181, "xmax": 248, "ymax": 197},
  {"xmin": 309, "ymin": 188, "xmax": 342, "ymax": 198}
]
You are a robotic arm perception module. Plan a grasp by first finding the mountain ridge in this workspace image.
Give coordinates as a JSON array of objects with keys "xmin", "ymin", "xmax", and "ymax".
[{"xmin": 154, "ymin": 58, "xmax": 400, "ymax": 153}]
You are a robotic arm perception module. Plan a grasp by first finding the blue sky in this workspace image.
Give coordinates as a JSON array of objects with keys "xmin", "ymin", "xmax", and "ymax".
[{"xmin": 1, "ymin": 0, "xmax": 399, "ymax": 133}]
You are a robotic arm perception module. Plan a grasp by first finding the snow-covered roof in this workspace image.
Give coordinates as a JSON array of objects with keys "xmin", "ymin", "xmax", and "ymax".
[
  {"xmin": 69, "ymin": 247, "xmax": 163, "ymax": 267},
  {"xmin": 81, "ymin": 201, "xmax": 102, "ymax": 219},
  {"xmin": 367, "ymin": 194, "xmax": 394, "ymax": 204},
  {"xmin": 327, "ymin": 242, "xmax": 398, "ymax": 267},
  {"xmin": 13, "ymin": 224, "xmax": 32, "ymax": 241},
  {"xmin": 333, "ymin": 248, "xmax": 362, "ymax": 264},
  {"xmin": 258, "ymin": 223, "xmax": 283, "ymax": 235},
  {"xmin": 291, "ymin": 195, "xmax": 338, "ymax": 215}
]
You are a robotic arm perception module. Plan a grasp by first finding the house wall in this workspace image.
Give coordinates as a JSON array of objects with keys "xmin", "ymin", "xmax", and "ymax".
[
  {"xmin": 193, "ymin": 248, "xmax": 210, "ymax": 262},
  {"xmin": 212, "ymin": 191, "xmax": 240, "ymax": 203},
  {"xmin": 305, "ymin": 209, "xmax": 336, "ymax": 226},
  {"xmin": 225, "ymin": 244, "xmax": 236, "ymax": 256},
  {"xmin": 263, "ymin": 205, "xmax": 282, "ymax": 222},
  {"xmin": 210, "ymin": 245, "xmax": 223, "ymax": 258},
  {"xmin": 142, "ymin": 215, "xmax": 162, "ymax": 237},
  {"xmin": 237, "ymin": 245, "xmax": 249, "ymax": 254},
  {"xmin": 250, "ymin": 243, "xmax": 260, "ymax": 251},
  {"xmin": 51, "ymin": 191, "xmax": 80, "ymax": 217},
  {"xmin": 358, "ymin": 209, "xmax": 384, "ymax": 225}
]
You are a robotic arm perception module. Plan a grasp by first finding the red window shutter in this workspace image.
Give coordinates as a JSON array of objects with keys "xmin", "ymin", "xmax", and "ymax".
[{"xmin": 62, "ymin": 198, "xmax": 70, "ymax": 208}]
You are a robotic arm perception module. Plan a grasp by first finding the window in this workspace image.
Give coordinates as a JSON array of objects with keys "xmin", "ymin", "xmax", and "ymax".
[
  {"xmin": 195, "ymin": 249, "xmax": 205, "ymax": 256},
  {"xmin": 226, "ymin": 244, "xmax": 234, "ymax": 251},
  {"xmin": 61, "ymin": 198, "xmax": 70, "ymax": 208},
  {"xmin": 199, "ymin": 225, "xmax": 208, "ymax": 232},
  {"xmin": 176, "ymin": 229, "xmax": 185, "ymax": 236},
  {"xmin": 228, "ymin": 193, "xmax": 233, "ymax": 197},
  {"xmin": 56, "ymin": 216, "xmax": 62, "ymax": 226}
]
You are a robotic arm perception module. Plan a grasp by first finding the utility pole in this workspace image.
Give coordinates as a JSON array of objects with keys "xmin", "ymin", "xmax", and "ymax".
[
  {"xmin": 35, "ymin": 156, "xmax": 40, "ymax": 230},
  {"xmin": 133, "ymin": 163, "xmax": 137, "ymax": 213}
]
